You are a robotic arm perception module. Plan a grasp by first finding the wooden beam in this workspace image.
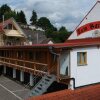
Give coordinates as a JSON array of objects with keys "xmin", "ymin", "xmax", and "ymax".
[
  {"xmin": 47, "ymin": 52, "xmax": 51, "ymax": 74},
  {"xmin": 0, "ymin": 61, "xmax": 47, "ymax": 75},
  {"xmin": 0, "ymin": 56, "xmax": 48, "ymax": 66}
]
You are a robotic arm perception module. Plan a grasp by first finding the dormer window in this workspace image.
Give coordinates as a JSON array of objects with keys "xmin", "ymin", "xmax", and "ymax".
[
  {"xmin": 8, "ymin": 24, "xmax": 12, "ymax": 29},
  {"xmin": 4, "ymin": 24, "xmax": 16, "ymax": 30}
]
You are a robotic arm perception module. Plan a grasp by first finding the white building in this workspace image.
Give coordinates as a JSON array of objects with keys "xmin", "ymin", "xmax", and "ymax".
[{"xmin": 60, "ymin": 1, "xmax": 100, "ymax": 89}]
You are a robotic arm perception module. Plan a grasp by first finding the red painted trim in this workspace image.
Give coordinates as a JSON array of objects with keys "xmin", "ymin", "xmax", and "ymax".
[
  {"xmin": 76, "ymin": 21, "xmax": 100, "ymax": 36},
  {"xmin": 0, "ymin": 18, "xmax": 13, "ymax": 28}
]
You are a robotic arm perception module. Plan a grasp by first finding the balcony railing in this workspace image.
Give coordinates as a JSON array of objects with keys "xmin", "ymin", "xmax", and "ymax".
[{"xmin": 0, "ymin": 56, "xmax": 48, "ymax": 76}]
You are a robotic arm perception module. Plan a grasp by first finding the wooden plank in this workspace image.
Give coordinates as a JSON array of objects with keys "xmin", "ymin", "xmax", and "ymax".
[
  {"xmin": 0, "ymin": 56, "xmax": 48, "ymax": 66},
  {"xmin": 0, "ymin": 61, "xmax": 48, "ymax": 75},
  {"xmin": 47, "ymin": 52, "xmax": 51, "ymax": 74}
]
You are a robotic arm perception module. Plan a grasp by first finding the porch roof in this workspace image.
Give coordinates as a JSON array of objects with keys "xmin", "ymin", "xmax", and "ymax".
[
  {"xmin": 0, "ymin": 37, "xmax": 100, "ymax": 49},
  {"xmin": 4, "ymin": 29, "xmax": 25, "ymax": 37}
]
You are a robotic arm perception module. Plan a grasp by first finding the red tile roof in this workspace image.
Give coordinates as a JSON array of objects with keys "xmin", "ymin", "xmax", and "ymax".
[
  {"xmin": 0, "ymin": 18, "xmax": 13, "ymax": 32},
  {"xmin": 0, "ymin": 18, "xmax": 12, "ymax": 27},
  {"xmin": 27, "ymin": 84, "xmax": 100, "ymax": 100},
  {"xmin": 0, "ymin": 37, "xmax": 100, "ymax": 49},
  {"xmin": 55, "ymin": 37, "xmax": 100, "ymax": 48}
]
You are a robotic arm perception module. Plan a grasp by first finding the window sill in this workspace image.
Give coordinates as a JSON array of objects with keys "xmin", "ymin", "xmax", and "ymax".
[{"xmin": 77, "ymin": 64, "xmax": 87, "ymax": 66}]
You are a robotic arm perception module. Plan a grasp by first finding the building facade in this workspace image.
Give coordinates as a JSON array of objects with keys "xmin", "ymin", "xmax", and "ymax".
[{"xmin": 0, "ymin": 18, "xmax": 27, "ymax": 46}]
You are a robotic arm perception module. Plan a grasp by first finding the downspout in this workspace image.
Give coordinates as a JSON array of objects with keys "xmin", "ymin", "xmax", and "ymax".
[
  {"xmin": 49, "ymin": 46, "xmax": 76, "ymax": 89},
  {"xmin": 49, "ymin": 46, "xmax": 60, "ymax": 56},
  {"xmin": 48, "ymin": 46, "xmax": 61, "ymax": 82},
  {"xmin": 69, "ymin": 50, "xmax": 75, "ymax": 90}
]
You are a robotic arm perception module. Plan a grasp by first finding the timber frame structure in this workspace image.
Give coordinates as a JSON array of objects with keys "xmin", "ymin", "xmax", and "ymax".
[
  {"xmin": 0, "ymin": 44, "xmax": 71, "ymax": 85},
  {"xmin": 1, "ymin": 37, "xmax": 100, "ymax": 88}
]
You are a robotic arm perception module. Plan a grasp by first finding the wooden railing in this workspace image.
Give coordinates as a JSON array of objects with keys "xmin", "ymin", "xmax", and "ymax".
[
  {"xmin": 0, "ymin": 56, "xmax": 48, "ymax": 75},
  {"xmin": 50, "ymin": 63, "xmax": 57, "ymax": 75}
]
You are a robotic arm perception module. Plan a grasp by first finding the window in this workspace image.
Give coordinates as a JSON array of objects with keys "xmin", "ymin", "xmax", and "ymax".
[{"xmin": 77, "ymin": 52, "xmax": 87, "ymax": 66}]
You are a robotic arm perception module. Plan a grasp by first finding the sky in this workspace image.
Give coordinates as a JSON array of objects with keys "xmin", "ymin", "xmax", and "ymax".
[{"xmin": 0, "ymin": 0, "xmax": 97, "ymax": 31}]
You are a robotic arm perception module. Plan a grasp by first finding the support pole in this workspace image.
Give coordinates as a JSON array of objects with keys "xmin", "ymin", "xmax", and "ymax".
[
  {"xmin": 20, "ymin": 71, "xmax": 24, "ymax": 82},
  {"xmin": 13, "ymin": 68, "xmax": 16, "ymax": 79},
  {"xmin": 68, "ymin": 78, "xmax": 75, "ymax": 90},
  {"xmin": 4, "ymin": 65, "xmax": 6, "ymax": 74},
  {"xmin": 57, "ymin": 55, "xmax": 60, "ymax": 82},
  {"xmin": 30, "ymin": 73, "xmax": 33, "ymax": 86}
]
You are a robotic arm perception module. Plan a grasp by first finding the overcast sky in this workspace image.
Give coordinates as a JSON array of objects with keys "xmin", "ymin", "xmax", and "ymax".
[{"xmin": 0, "ymin": 0, "xmax": 97, "ymax": 31}]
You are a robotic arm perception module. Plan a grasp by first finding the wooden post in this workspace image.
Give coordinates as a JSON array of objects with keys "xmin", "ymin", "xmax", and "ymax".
[
  {"xmin": 57, "ymin": 55, "xmax": 60, "ymax": 82},
  {"xmin": 4, "ymin": 65, "xmax": 6, "ymax": 74},
  {"xmin": 47, "ymin": 52, "xmax": 51, "ymax": 74},
  {"xmin": 34, "ymin": 63, "xmax": 36, "ymax": 75},
  {"xmin": 56, "ymin": 49, "xmax": 62, "ymax": 82}
]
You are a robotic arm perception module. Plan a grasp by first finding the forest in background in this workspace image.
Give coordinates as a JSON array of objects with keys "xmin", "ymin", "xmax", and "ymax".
[{"xmin": 0, "ymin": 4, "xmax": 72, "ymax": 43}]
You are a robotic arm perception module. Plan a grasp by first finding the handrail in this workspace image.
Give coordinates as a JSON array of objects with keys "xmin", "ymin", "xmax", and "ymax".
[
  {"xmin": 0, "ymin": 56, "xmax": 47, "ymax": 66},
  {"xmin": 0, "ymin": 60, "xmax": 47, "ymax": 74},
  {"xmin": 0, "ymin": 56, "xmax": 48, "ymax": 75},
  {"xmin": 49, "ymin": 63, "xmax": 57, "ymax": 74},
  {"xmin": 0, "ymin": 56, "xmax": 59, "ymax": 77}
]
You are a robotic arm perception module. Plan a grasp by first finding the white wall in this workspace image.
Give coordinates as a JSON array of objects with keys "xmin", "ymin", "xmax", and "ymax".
[
  {"xmin": 48, "ymin": 41, "xmax": 53, "ymax": 44},
  {"xmin": 70, "ymin": 46, "xmax": 100, "ymax": 87},
  {"xmin": 60, "ymin": 51, "xmax": 70, "ymax": 75}
]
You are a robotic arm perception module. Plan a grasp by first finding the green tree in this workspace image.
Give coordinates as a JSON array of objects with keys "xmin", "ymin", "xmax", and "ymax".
[
  {"xmin": 18, "ymin": 10, "xmax": 27, "ymax": 24},
  {"xmin": 58, "ymin": 26, "xmax": 68, "ymax": 42},
  {"xmin": 0, "ymin": 4, "xmax": 11, "ymax": 14},
  {"xmin": 58, "ymin": 26, "xmax": 72, "ymax": 42},
  {"xmin": 0, "ymin": 4, "xmax": 11, "ymax": 21},
  {"xmin": 3, "ymin": 10, "xmax": 17, "ymax": 20},
  {"xmin": 37, "ymin": 17, "xmax": 53, "ymax": 30},
  {"xmin": 59, "ymin": 26, "xmax": 68, "ymax": 33},
  {"xmin": 46, "ymin": 26, "xmax": 72, "ymax": 43},
  {"xmin": 30, "ymin": 10, "xmax": 37, "ymax": 25}
]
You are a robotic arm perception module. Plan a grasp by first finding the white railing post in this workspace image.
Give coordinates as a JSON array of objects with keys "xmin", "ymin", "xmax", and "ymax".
[
  {"xmin": 13, "ymin": 68, "xmax": 16, "ymax": 78},
  {"xmin": 20, "ymin": 71, "xmax": 24, "ymax": 82},
  {"xmin": 30, "ymin": 73, "xmax": 33, "ymax": 86},
  {"xmin": 4, "ymin": 65, "xmax": 6, "ymax": 74}
]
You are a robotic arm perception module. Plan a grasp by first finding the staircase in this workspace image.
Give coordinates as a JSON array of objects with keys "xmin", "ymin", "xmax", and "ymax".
[{"xmin": 29, "ymin": 74, "xmax": 56, "ymax": 97}]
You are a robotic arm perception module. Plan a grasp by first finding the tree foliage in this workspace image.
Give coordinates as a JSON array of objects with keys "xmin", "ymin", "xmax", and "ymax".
[
  {"xmin": 3, "ymin": 10, "xmax": 17, "ymax": 20},
  {"xmin": 0, "ymin": 4, "xmax": 27, "ymax": 24},
  {"xmin": 0, "ymin": 4, "xmax": 11, "ymax": 21},
  {"xmin": 0, "ymin": 4, "xmax": 72, "ymax": 43},
  {"xmin": 37, "ymin": 17, "xmax": 51, "ymax": 29},
  {"xmin": 0, "ymin": 4, "xmax": 11, "ymax": 14},
  {"xmin": 17, "ymin": 10, "xmax": 27, "ymax": 24},
  {"xmin": 45, "ymin": 26, "xmax": 72, "ymax": 43},
  {"xmin": 30, "ymin": 10, "xmax": 37, "ymax": 25}
]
